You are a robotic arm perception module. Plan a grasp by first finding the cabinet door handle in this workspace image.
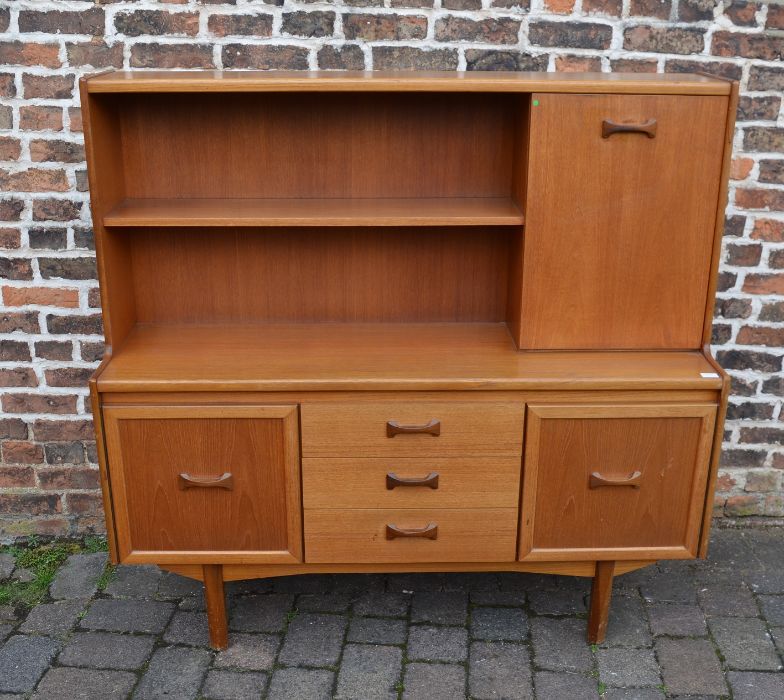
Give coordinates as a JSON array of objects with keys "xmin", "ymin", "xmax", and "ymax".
[
  {"xmin": 386, "ymin": 472, "xmax": 439, "ymax": 490},
  {"xmin": 386, "ymin": 523, "xmax": 438, "ymax": 540},
  {"xmin": 602, "ymin": 119, "xmax": 657, "ymax": 139},
  {"xmin": 178, "ymin": 472, "xmax": 234, "ymax": 490},
  {"xmin": 589, "ymin": 471, "xmax": 642, "ymax": 489},
  {"xmin": 386, "ymin": 419, "xmax": 441, "ymax": 437}
]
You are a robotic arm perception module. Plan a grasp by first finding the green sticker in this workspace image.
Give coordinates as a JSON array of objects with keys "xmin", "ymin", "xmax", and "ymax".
[{"xmin": 533, "ymin": 99, "xmax": 539, "ymax": 106}]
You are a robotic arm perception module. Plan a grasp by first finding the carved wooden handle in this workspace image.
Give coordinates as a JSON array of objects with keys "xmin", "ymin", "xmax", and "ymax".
[
  {"xmin": 386, "ymin": 523, "xmax": 438, "ymax": 540},
  {"xmin": 386, "ymin": 472, "xmax": 439, "ymax": 490},
  {"xmin": 602, "ymin": 119, "xmax": 657, "ymax": 139},
  {"xmin": 589, "ymin": 471, "xmax": 642, "ymax": 489},
  {"xmin": 178, "ymin": 472, "xmax": 234, "ymax": 490},
  {"xmin": 386, "ymin": 419, "xmax": 441, "ymax": 437}
]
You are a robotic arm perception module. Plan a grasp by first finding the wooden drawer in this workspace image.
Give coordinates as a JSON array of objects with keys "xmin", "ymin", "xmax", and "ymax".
[
  {"xmin": 103, "ymin": 405, "xmax": 302, "ymax": 565},
  {"xmin": 302, "ymin": 457, "xmax": 521, "ymax": 509},
  {"xmin": 304, "ymin": 508, "xmax": 518, "ymax": 563},
  {"xmin": 519, "ymin": 403, "xmax": 716, "ymax": 562},
  {"xmin": 301, "ymin": 402, "xmax": 523, "ymax": 457}
]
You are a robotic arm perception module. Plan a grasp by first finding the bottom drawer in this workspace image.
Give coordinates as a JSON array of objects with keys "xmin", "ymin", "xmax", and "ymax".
[{"xmin": 304, "ymin": 509, "xmax": 518, "ymax": 563}]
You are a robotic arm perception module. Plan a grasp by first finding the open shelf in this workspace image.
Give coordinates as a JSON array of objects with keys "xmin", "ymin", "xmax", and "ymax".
[
  {"xmin": 97, "ymin": 323, "xmax": 723, "ymax": 393},
  {"xmin": 103, "ymin": 197, "xmax": 524, "ymax": 228}
]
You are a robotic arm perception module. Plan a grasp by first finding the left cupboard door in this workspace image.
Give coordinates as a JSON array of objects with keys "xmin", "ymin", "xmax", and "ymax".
[{"xmin": 103, "ymin": 405, "xmax": 303, "ymax": 565}]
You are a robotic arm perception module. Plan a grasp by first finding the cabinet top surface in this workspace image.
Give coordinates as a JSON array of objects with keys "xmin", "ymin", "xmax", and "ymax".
[{"xmin": 84, "ymin": 70, "xmax": 731, "ymax": 95}]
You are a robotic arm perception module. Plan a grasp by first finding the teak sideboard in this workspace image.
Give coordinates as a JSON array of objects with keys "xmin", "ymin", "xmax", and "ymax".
[{"xmin": 81, "ymin": 70, "xmax": 736, "ymax": 650}]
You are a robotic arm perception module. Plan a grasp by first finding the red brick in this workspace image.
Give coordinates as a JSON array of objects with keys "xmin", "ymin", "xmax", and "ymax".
[
  {"xmin": 751, "ymin": 219, "xmax": 784, "ymax": 242},
  {"xmin": 529, "ymin": 21, "xmax": 612, "ymax": 49},
  {"xmin": 735, "ymin": 188, "xmax": 784, "ymax": 212},
  {"xmin": 769, "ymin": 3, "xmax": 784, "ymax": 29},
  {"xmin": 0, "ymin": 42, "xmax": 61, "ymax": 68},
  {"xmin": 39, "ymin": 467, "xmax": 100, "ymax": 490},
  {"xmin": 33, "ymin": 419, "xmax": 94, "ymax": 442},
  {"xmin": 736, "ymin": 326, "xmax": 784, "ymax": 347},
  {"xmin": 543, "ymin": 0, "xmax": 575, "ymax": 12},
  {"xmin": 743, "ymin": 273, "xmax": 784, "ymax": 295},
  {"xmin": 3, "ymin": 286, "xmax": 79, "ymax": 308},
  {"xmin": 115, "ymin": 10, "xmax": 199, "ymax": 36},
  {"xmin": 344, "ymin": 13, "xmax": 425, "ymax": 41},
  {"xmin": 35, "ymin": 340, "xmax": 73, "ymax": 361},
  {"xmin": 716, "ymin": 472, "xmax": 737, "ymax": 491},
  {"xmin": 724, "ymin": 494, "xmax": 764, "ymax": 516},
  {"xmin": 770, "ymin": 248, "xmax": 784, "ymax": 269},
  {"xmin": 88, "ymin": 287, "xmax": 102, "ymax": 308},
  {"xmin": 624, "ymin": 26, "xmax": 705, "ymax": 54},
  {"xmin": 131, "ymin": 43, "xmax": 215, "ymax": 69},
  {"xmin": 0, "ymin": 73, "xmax": 13, "ymax": 97},
  {"xmin": 0, "ymin": 368, "xmax": 38, "ymax": 387},
  {"xmin": 730, "ymin": 157, "xmax": 753, "ymax": 180},
  {"xmin": 0, "ymin": 466, "xmax": 36, "ymax": 488},
  {"xmin": 19, "ymin": 9, "xmax": 104, "ymax": 35},
  {"xmin": 760, "ymin": 160, "xmax": 784, "ymax": 185},
  {"xmin": 2, "ymin": 441, "xmax": 43, "ymax": 465},
  {"xmin": 22, "ymin": 74, "xmax": 75, "ymax": 100},
  {"xmin": 67, "ymin": 492, "xmax": 103, "ymax": 516},
  {"xmin": 223, "ymin": 44, "xmax": 309, "ymax": 70},
  {"xmin": 0, "ymin": 418, "xmax": 28, "ymax": 439},
  {"xmin": 726, "ymin": 1, "xmax": 759, "ymax": 26},
  {"xmin": 208, "ymin": 13, "xmax": 274, "ymax": 37},
  {"xmin": 68, "ymin": 107, "xmax": 83, "ymax": 132},
  {"xmin": 0, "ymin": 228, "xmax": 20, "ymax": 248},
  {"xmin": 0, "ymin": 258, "xmax": 32, "ymax": 280},
  {"xmin": 611, "ymin": 58, "xmax": 658, "ymax": 72},
  {"xmin": 712, "ymin": 31, "xmax": 784, "ymax": 60},
  {"xmin": 20, "ymin": 106, "xmax": 63, "ymax": 131},
  {"xmin": 2, "ymin": 393, "xmax": 78, "ymax": 414},
  {"xmin": 0, "ymin": 493, "xmax": 62, "ymax": 516},
  {"xmin": 0, "ymin": 169, "xmax": 69, "ymax": 193},
  {"xmin": 0, "ymin": 340, "xmax": 30, "ymax": 361},
  {"xmin": 0, "ymin": 137, "xmax": 21, "ymax": 161},
  {"xmin": 725, "ymin": 242, "xmax": 762, "ymax": 266},
  {"xmin": 555, "ymin": 55, "xmax": 603, "ymax": 72},
  {"xmin": 630, "ymin": 0, "xmax": 671, "ymax": 19},
  {"xmin": 318, "ymin": 46, "xmax": 365, "ymax": 70},
  {"xmin": 30, "ymin": 140, "xmax": 85, "ymax": 164},
  {"xmin": 44, "ymin": 367, "xmax": 94, "ymax": 388},
  {"xmin": 66, "ymin": 41, "xmax": 123, "ymax": 68},
  {"xmin": 679, "ymin": 0, "xmax": 714, "ymax": 21},
  {"xmin": 282, "ymin": 11, "xmax": 335, "ymax": 38},
  {"xmin": 0, "ymin": 311, "xmax": 38, "ymax": 333}
]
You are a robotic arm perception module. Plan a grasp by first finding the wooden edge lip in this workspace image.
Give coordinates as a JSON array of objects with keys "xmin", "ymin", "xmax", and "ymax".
[{"xmin": 84, "ymin": 70, "xmax": 732, "ymax": 95}]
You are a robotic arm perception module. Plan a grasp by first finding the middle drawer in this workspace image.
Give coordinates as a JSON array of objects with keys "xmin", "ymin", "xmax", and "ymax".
[{"xmin": 303, "ymin": 457, "xmax": 521, "ymax": 509}]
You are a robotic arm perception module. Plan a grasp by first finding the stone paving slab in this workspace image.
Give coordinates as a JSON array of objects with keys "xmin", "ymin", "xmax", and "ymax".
[{"xmin": 0, "ymin": 526, "xmax": 781, "ymax": 698}]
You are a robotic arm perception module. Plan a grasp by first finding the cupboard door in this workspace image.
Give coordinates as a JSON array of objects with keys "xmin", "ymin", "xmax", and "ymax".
[
  {"xmin": 518, "ymin": 93, "xmax": 728, "ymax": 350},
  {"xmin": 519, "ymin": 404, "xmax": 716, "ymax": 561},
  {"xmin": 104, "ymin": 405, "xmax": 302, "ymax": 564}
]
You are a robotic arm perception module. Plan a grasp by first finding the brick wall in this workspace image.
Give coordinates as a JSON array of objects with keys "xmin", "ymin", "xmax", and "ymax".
[{"xmin": 0, "ymin": 0, "xmax": 782, "ymax": 539}]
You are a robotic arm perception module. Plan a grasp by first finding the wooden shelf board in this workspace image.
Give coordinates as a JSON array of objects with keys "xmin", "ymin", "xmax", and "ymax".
[
  {"xmin": 97, "ymin": 323, "xmax": 724, "ymax": 393},
  {"xmin": 86, "ymin": 71, "xmax": 731, "ymax": 96},
  {"xmin": 103, "ymin": 197, "xmax": 525, "ymax": 227}
]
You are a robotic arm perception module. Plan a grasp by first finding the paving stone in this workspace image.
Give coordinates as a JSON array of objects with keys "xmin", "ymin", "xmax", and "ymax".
[
  {"xmin": 214, "ymin": 633, "xmax": 278, "ymax": 671},
  {"xmin": 32, "ymin": 667, "xmax": 135, "ymax": 699},
  {"xmin": 273, "ymin": 574, "xmax": 336, "ymax": 594},
  {"xmin": 771, "ymin": 626, "xmax": 784, "ymax": 655},
  {"xmin": 335, "ymin": 644, "xmax": 401, "ymax": 699},
  {"xmin": 353, "ymin": 591, "xmax": 410, "ymax": 618},
  {"xmin": 229, "ymin": 594, "xmax": 294, "ymax": 633},
  {"xmin": 498, "ymin": 571, "xmax": 557, "ymax": 592},
  {"xmin": 135, "ymin": 646, "xmax": 211, "ymax": 700},
  {"xmin": 278, "ymin": 613, "xmax": 347, "ymax": 667},
  {"xmin": 528, "ymin": 587, "xmax": 586, "ymax": 614},
  {"xmin": 597, "ymin": 647, "xmax": 660, "ymax": 688},
  {"xmin": 81, "ymin": 598, "xmax": 174, "ymax": 634},
  {"xmin": 441, "ymin": 572, "xmax": 498, "ymax": 592},
  {"xmin": 13, "ymin": 568, "xmax": 35, "ymax": 583},
  {"xmin": 157, "ymin": 571, "xmax": 203, "ymax": 598},
  {"xmin": 403, "ymin": 662, "xmax": 465, "ymax": 700},
  {"xmin": 604, "ymin": 690, "xmax": 664, "ymax": 700},
  {"xmin": 347, "ymin": 616, "xmax": 407, "ymax": 645},
  {"xmin": 698, "ymin": 584, "xmax": 758, "ymax": 617},
  {"xmin": 330, "ymin": 573, "xmax": 386, "ymax": 596},
  {"xmin": 0, "ymin": 554, "xmax": 14, "ymax": 582},
  {"xmin": 226, "ymin": 578, "xmax": 273, "ymax": 596},
  {"xmin": 0, "ymin": 635, "xmax": 61, "ymax": 693},
  {"xmin": 410, "ymin": 591, "xmax": 467, "ymax": 625},
  {"xmin": 747, "ymin": 529, "xmax": 784, "ymax": 566},
  {"xmin": 704, "ymin": 529, "xmax": 759, "ymax": 569},
  {"xmin": 758, "ymin": 594, "xmax": 784, "ymax": 625},
  {"xmin": 297, "ymin": 593, "xmax": 351, "ymax": 613},
  {"xmin": 728, "ymin": 670, "xmax": 784, "ymax": 700},
  {"xmin": 201, "ymin": 669, "xmax": 268, "ymax": 700},
  {"xmin": 163, "ymin": 610, "xmax": 210, "ymax": 646},
  {"xmin": 408, "ymin": 625, "xmax": 468, "ymax": 662},
  {"xmin": 470, "ymin": 589, "xmax": 526, "ymax": 606},
  {"xmin": 656, "ymin": 637, "xmax": 727, "ymax": 695},
  {"xmin": 600, "ymin": 595, "xmax": 651, "ymax": 647},
  {"xmin": 469, "ymin": 641, "xmax": 533, "ymax": 700},
  {"xmin": 708, "ymin": 617, "xmax": 782, "ymax": 670},
  {"xmin": 104, "ymin": 564, "xmax": 162, "ymax": 598},
  {"xmin": 268, "ymin": 667, "xmax": 334, "ymax": 700},
  {"xmin": 470, "ymin": 606, "xmax": 527, "ymax": 641},
  {"xmin": 0, "ymin": 625, "xmax": 12, "ymax": 643},
  {"xmin": 640, "ymin": 575, "xmax": 698, "ymax": 605},
  {"xmin": 49, "ymin": 553, "xmax": 107, "ymax": 600},
  {"xmin": 745, "ymin": 565, "xmax": 784, "ymax": 594},
  {"xmin": 535, "ymin": 670, "xmax": 599, "ymax": 699},
  {"xmin": 530, "ymin": 617, "xmax": 592, "ymax": 673},
  {"xmin": 19, "ymin": 600, "xmax": 84, "ymax": 637},
  {"xmin": 178, "ymin": 593, "xmax": 207, "ymax": 612},
  {"xmin": 386, "ymin": 573, "xmax": 444, "ymax": 592},
  {"xmin": 647, "ymin": 603, "xmax": 707, "ymax": 637},
  {"xmin": 0, "ymin": 606, "xmax": 17, "ymax": 622},
  {"xmin": 57, "ymin": 631, "xmax": 155, "ymax": 670}
]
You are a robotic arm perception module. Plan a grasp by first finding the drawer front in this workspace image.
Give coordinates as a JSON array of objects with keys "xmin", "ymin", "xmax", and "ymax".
[
  {"xmin": 104, "ymin": 405, "xmax": 302, "ymax": 564},
  {"xmin": 305, "ymin": 508, "xmax": 518, "ymax": 563},
  {"xmin": 301, "ymin": 402, "xmax": 523, "ymax": 457},
  {"xmin": 520, "ymin": 93, "xmax": 727, "ymax": 350},
  {"xmin": 302, "ymin": 457, "xmax": 521, "ymax": 509},
  {"xmin": 519, "ymin": 403, "xmax": 716, "ymax": 561}
]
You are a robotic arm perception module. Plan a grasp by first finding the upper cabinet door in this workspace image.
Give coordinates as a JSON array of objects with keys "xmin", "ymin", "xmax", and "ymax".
[
  {"xmin": 104, "ymin": 405, "xmax": 302, "ymax": 565},
  {"xmin": 518, "ymin": 93, "xmax": 728, "ymax": 350}
]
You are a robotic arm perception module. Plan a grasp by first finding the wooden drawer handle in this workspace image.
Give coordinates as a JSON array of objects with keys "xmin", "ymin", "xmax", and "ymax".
[
  {"xmin": 386, "ymin": 419, "xmax": 441, "ymax": 437},
  {"xmin": 589, "ymin": 471, "xmax": 642, "ymax": 489},
  {"xmin": 602, "ymin": 119, "xmax": 657, "ymax": 139},
  {"xmin": 386, "ymin": 523, "xmax": 438, "ymax": 540},
  {"xmin": 386, "ymin": 472, "xmax": 439, "ymax": 490},
  {"xmin": 178, "ymin": 472, "xmax": 234, "ymax": 490}
]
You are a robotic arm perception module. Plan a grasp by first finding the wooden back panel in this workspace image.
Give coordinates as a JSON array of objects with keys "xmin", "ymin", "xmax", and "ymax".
[
  {"xmin": 128, "ymin": 227, "xmax": 512, "ymax": 323},
  {"xmin": 117, "ymin": 92, "xmax": 522, "ymax": 200}
]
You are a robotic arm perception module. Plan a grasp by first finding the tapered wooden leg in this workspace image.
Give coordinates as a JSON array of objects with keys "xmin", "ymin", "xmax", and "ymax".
[
  {"xmin": 587, "ymin": 560, "xmax": 615, "ymax": 644},
  {"xmin": 203, "ymin": 564, "xmax": 228, "ymax": 650}
]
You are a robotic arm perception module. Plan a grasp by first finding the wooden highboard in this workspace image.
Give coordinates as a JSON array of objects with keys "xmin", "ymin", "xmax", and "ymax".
[{"xmin": 81, "ymin": 70, "xmax": 736, "ymax": 650}]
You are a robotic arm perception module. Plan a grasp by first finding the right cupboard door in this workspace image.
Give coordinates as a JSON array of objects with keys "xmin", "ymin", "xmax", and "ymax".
[
  {"xmin": 518, "ymin": 93, "xmax": 728, "ymax": 350},
  {"xmin": 519, "ymin": 404, "xmax": 717, "ymax": 561}
]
